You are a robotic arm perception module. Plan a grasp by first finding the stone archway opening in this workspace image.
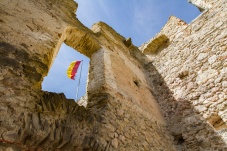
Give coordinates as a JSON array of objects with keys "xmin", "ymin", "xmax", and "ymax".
[
  {"xmin": 42, "ymin": 43, "xmax": 90, "ymax": 101},
  {"xmin": 41, "ymin": 24, "xmax": 100, "ymax": 106}
]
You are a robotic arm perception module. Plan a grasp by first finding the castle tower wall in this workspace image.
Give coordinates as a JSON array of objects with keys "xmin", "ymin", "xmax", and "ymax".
[
  {"xmin": 0, "ymin": 0, "xmax": 177, "ymax": 150},
  {"xmin": 84, "ymin": 22, "xmax": 177, "ymax": 150},
  {"xmin": 0, "ymin": 0, "xmax": 226, "ymax": 150},
  {"xmin": 188, "ymin": 0, "xmax": 222, "ymax": 11},
  {"xmin": 141, "ymin": 0, "xmax": 227, "ymax": 150}
]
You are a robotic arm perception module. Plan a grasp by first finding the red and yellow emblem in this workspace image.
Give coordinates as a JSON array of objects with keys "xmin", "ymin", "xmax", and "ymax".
[{"xmin": 67, "ymin": 61, "xmax": 81, "ymax": 80}]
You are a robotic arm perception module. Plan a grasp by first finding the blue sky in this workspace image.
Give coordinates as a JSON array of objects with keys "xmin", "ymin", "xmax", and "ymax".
[{"xmin": 42, "ymin": 0, "xmax": 200, "ymax": 100}]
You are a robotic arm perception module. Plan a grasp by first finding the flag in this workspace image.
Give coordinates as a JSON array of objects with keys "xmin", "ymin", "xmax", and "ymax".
[{"xmin": 67, "ymin": 61, "xmax": 81, "ymax": 80}]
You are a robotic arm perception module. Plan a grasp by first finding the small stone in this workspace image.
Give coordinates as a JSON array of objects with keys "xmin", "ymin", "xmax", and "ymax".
[
  {"xmin": 210, "ymin": 95, "xmax": 219, "ymax": 102},
  {"xmin": 104, "ymin": 124, "xmax": 115, "ymax": 132},
  {"xmin": 215, "ymin": 21, "xmax": 223, "ymax": 28},
  {"xmin": 203, "ymin": 113, "xmax": 209, "ymax": 119},
  {"xmin": 2, "ymin": 131, "xmax": 19, "ymax": 142},
  {"xmin": 196, "ymin": 69, "xmax": 218, "ymax": 85},
  {"xmin": 124, "ymin": 132, "xmax": 130, "ymax": 138},
  {"xmin": 195, "ymin": 105, "xmax": 207, "ymax": 112},
  {"xmin": 214, "ymin": 76, "xmax": 223, "ymax": 84},
  {"xmin": 119, "ymin": 135, "xmax": 125, "ymax": 141},
  {"xmin": 220, "ymin": 12, "xmax": 225, "ymax": 17},
  {"xmin": 222, "ymin": 81, "xmax": 227, "ymax": 88},
  {"xmin": 6, "ymin": 148, "xmax": 14, "ymax": 151},
  {"xmin": 211, "ymin": 61, "xmax": 222, "ymax": 68},
  {"xmin": 220, "ymin": 67, "xmax": 227, "ymax": 74},
  {"xmin": 111, "ymin": 138, "xmax": 118, "ymax": 148},
  {"xmin": 32, "ymin": 113, "xmax": 41, "ymax": 130},
  {"xmin": 217, "ymin": 103, "xmax": 226, "ymax": 111},
  {"xmin": 124, "ymin": 118, "xmax": 129, "ymax": 122},
  {"xmin": 109, "ymin": 132, "xmax": 115, "ymax": 139},
  {"xmin": 145, "ymin": 135, "xmax": 153, "ymax": 143},
  {"xmin": 197, "ymin": 53, "xmax": 208, "ymax": 61},
  {"xmin": 117, "ymin": 109, "xmax": 124, "ymax": 116},
  {"xmin": 200, "ymin": 140, "xmax": 211, "ymax": 148},
  {"xmin": 187, "ymin": 116, "xmax": 198, "ymax": 124},
  {"xmin": 187, "ymin": 82, "xmax": 195, "ymax": 91},
  {"xmin": 114, "ymin": 132, "xmax": 118, "ymax": 138},
  {"xmin": 208, "ymin": 55, "xmax": 217, "ymax": 64}
]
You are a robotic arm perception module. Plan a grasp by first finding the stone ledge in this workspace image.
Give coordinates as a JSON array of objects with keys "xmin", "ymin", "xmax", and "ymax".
[
  {"xmin": 140, "ymin": 35, "xmax": 168, "ymax": 54},
  {"xmin": 139, "ymin": 16, "xmax": 187, "ymax": 55}
]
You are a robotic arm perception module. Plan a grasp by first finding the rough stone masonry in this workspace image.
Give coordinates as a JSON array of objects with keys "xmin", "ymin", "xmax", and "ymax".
[{"xmin": 0, "ymin": 0, "xmax": 226, "ymax": 150}]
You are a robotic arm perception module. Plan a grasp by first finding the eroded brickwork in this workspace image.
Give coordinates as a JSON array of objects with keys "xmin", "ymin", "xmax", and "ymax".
[
  {"xmin": 188, "ymin": 0, "xmax": 222, "ymax": 11},
  {"xmin": 141, "ymin": 0, "xmax": 227, "ymax": 150},
  {"xmin": 0, "ymin": 0, "xmax": 226, "ymax": 150},
  {"xmin": 0, "ymin": 0, "xmax": 176, "ymax": 150}
]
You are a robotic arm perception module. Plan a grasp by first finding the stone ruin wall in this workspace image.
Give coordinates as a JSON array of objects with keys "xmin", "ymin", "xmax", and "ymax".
[
  {"xmin": 140, "ymin": 0, "xmax": 227, "ymax": 150},
  {"xmin": 0, "ymin": 0, "xmax": 226, "ymax": 150},
  {"xmin": 0, "ymin": 0, "xmax": 176, "ymax": 150},
  {"xmin": 188, "ymin": 0, "xmax": 221, "ymax": 11}
]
